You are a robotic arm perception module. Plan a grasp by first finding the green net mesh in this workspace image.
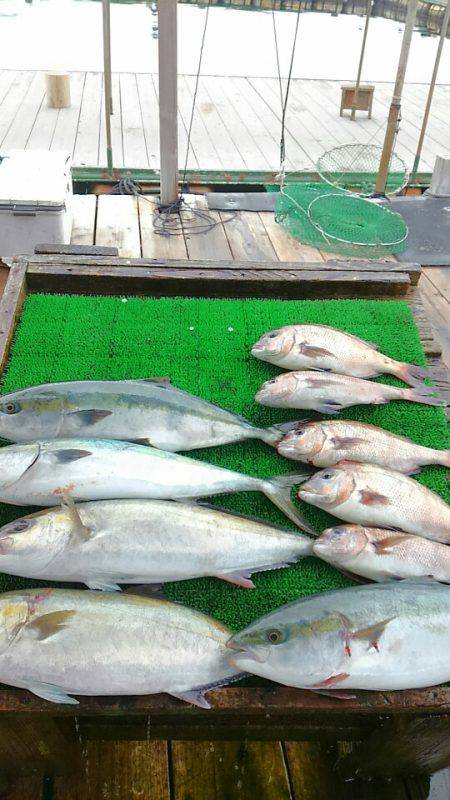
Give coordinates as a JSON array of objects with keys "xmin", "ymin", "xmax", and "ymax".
[
  {"xmin": 275, "ymin": 182, "xmax": 408, "ymax": 259},
  {"xmin": 317, "ymin": 144, "xmax": 408, "ymax": 196}
]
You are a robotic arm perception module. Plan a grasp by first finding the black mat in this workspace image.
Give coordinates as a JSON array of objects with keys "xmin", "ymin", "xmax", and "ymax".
[{"xmin": 388, "ymin": 194, "xmax": 450, "ymax": 266}]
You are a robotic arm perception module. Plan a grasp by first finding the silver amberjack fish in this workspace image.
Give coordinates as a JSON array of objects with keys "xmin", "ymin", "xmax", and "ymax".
[
  {"xmin": 0, "ymin": 499, "xmax": 313, "ymax": 590},
  {"xmin": 227, "ymin": 580, "xmax": 450, "ymax": 692},
  {"xmin": 0, "ymin": 439, "xmax": 315, "ymax": 532},
  {"xmin": 0, "ymin": 379, "xmax": 290, "ymax": 451},
  {"xmin": 0, "ymin": 587, "xmax": 240, "ymax": 707}
]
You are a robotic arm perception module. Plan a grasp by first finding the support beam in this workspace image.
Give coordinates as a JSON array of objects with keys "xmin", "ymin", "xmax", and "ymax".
[
  {"xmin": 158, "ymin": 0, "xmax": 179, "ymax": 206},
  {"xmin": 375, "ymin": 0, "xmax": 419, "ymax": 195},
  {"xmin": 351, "ymin": 0, "xmax": 372, "ymax": 120},
  {"xmin": 411, "ymin": 0, "xmax": 450, "ymax": 182},
  {"xmin": 102, "ymin": 0, "xmax": 113, "ymax": 175}
]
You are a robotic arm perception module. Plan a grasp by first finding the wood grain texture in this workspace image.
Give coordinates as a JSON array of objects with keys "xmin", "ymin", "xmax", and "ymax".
[
  {"xmin": 0, "ymin": 260, "xmax": 27, "ymax": 375},
  {"xmin": 53, "ymin": 740, "xmax": 170, "ymax": 800},
  {"xmin": 65, "ymin": 195, "xmax": 97, "ymax": 248},
  {"xmin": 171, "ymin": 741, "xmax": 291, "ymax": 800},
  {"xmin": 95, "ymin": 196, "xmax": 141, "ymax": 257}
]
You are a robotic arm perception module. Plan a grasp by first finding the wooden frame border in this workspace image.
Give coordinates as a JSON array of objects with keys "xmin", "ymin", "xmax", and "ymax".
[{"xmin": 0, "ymin": 254, "xmax": 448, "ymax": 742}]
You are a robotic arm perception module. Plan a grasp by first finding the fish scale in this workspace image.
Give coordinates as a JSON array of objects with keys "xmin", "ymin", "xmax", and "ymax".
[
  {"xmin": 255, "ymin": 371, "xmax": 444, "ymax": 415},
  {"xmin": 278, "ymin": 419, "xmax": 450, "ymax": 472},
  {"xmin": 251, "ymin": 323, "xmax": 428, "ymax": 386},
  {"xmin": 313, "ymin": 525, "xmax": 450, "ymax": 583},
  {"xmin": 299, "ymin": 463, "xmax": 450, "ymax": 543}
]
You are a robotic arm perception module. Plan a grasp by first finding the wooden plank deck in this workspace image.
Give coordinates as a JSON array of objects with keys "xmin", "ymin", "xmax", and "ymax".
[
  {"xmin": 69, "ymin": 193, "xmax": 450, "ymax": 369},
  {"xmin": 0, "ymin": 70, "xmax": 448, "ymax": 174},
  {"xmin": 0, "ymin": 195, "xmax": 448, "ymax": 798}
]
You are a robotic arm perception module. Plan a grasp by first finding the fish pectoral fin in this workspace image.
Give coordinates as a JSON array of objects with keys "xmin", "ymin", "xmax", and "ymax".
[
  {"xmin": 25, "ymin": 610, "xmax": 77, "ymax": 641},
  {"xmin": 331, "ymin": 437, "xmax": 366, "ymax": 449},
  {"xmin": 372, "ymin": 533, "xmax": 414, "ymax": 554},
  {"xmin": 85, "ymin": 579, "xmax": 122, "ymax": 592},
  {"xmin": 54, "ymin": 448, "xmax": 92, "ymax": 465},
  {"xmin": 308, "ymin": 672, "xmax": 350, "ymax": 690},
  {"xmin": 359, "ymin": 489, "xmax": 391, "ymax": 506},
  {"xmin": 350, "ymin": 617, "xmax": 395, "ymax": 651},
  {"xmin": 311, "ymin": 688, "xmax": 356, "ymax": 700},
  {"xmin": 317, "ymin": 403, "xmax": 342, "ymax": 415},
  {"xmin": 67, "ymin": 409, "xmax": 113, "ymax": 426},
  {"xmin": 61, "ymin": 494, "xmax": 93, "ymax": 543},
  {"xmin": 216, "ymin": 571, "xmax": 256, "ymax": 589},
  {"xmin": 27, "ymin": 681, "xmax": 79, "ymax": 705},
  {"xmin": 169, "ymin": 689, "xmax": 211, "ymax": 709},
  {"xmin": 300, "ymin": 344, "xmax": 335, "ymax": 359}
]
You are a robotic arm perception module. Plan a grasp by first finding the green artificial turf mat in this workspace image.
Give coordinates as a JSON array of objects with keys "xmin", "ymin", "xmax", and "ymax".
[{"xmin": 0, "ymin": 294, "xmax": 448, "ymax": 632}]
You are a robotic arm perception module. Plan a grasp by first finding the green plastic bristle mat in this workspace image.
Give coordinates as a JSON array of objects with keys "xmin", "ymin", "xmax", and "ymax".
[
  {"xmin": 275, "ymin": 182, "xmax": 408, "ymax": 259},
  {"xmin": 317, "ymin": 144, "xmax": 408, "ymax": 196},
  {"xmin": 0, "ymin": 293, "xmax": 448, "ymax": 632}
]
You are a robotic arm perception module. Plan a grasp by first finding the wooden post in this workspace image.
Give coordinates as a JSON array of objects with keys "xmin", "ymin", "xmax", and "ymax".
[
  {"xmin": 158, "ymin": 0, "xmax": 179, "ymax": 206},
  {"xmin": 351, "ymin": 0, "xmax": 372, "ymax": 120},
  {"xmin": 374, "ymin": 0, "xmax": 419, "ymax": 195},
  {"xmin": 102, "ymin": 0, "xmax": 113, "ymax": 175},
  {"xmin": 45, "ymin": 72, "xmax": 71, "ymax": 108},
  {"xmin": 411, "ymin": 0, "xmax": 450, "ymax": 182}
]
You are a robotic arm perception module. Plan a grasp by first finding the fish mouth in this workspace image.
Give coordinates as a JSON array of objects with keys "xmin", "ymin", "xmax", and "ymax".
[
  {"xmin": 226, "ymin": 638, "xmax": 269, "ymax": 664},
  {"xmin": 297, "ymin": 485, "xmax": 315, "ymax": 497}
]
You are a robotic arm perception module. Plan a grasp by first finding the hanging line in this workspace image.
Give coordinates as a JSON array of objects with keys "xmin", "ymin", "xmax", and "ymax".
[{"xmin": 271, "ymin": 2, "xmax": 302, "ymax": 191}]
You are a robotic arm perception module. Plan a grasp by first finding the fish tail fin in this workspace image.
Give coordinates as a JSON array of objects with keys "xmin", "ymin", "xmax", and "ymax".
[
  {"xmin": 263, "ymin": 473, "xmax": 317, "ymax": 534},
  {"xmin": 391, "ymin": 360, "xmax": 429, "ymax": 387},
  {"xmin": 259, "ymin": 419, "xmax": 311, "ymax": 447},
  {"xmin": 403, "ymin": 386, "xmax": 445, "ymax": 407}
]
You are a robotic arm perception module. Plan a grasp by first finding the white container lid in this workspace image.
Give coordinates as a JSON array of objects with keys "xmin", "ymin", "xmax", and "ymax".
[{"xmin": 0, "ymin": 150, "xmax": 72, "ymax": 208}]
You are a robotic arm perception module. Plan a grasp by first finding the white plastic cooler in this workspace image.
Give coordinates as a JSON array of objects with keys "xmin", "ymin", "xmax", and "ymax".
[{"xmin": 0, "ymin": 150, "xmax": 73, "ymax": 257}]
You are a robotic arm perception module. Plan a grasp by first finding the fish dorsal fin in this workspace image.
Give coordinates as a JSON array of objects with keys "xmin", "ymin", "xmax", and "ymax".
[
  {"xmin": 341, "ymin": 331, "xmax": 379, "ymax": 350},
  {"xmin": 301, "ymin": 324, "xmax": 380, "ymax": 351},
  {"xmin": 61, "ymin": 494, "xmax": 93, "ymax": 543},
  {"xmin": 136, "ymin": 377, "xmax": 172, "ymax": 386}
]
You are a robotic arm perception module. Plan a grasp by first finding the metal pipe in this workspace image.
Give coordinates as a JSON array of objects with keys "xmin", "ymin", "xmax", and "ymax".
[
  {"xmin": 158, "ymin": 0, "xmax": 179, "ymax": 206},
  {"xmin": 351, "ymin": 0, "xmax": 372, "ymax": 120},
  {"xmin": 374, "ymin": 0, "xmax": 419, "ymax": 195},
  {"xmin": 102, "ymin": 0, "xmax": 113, "ymax": 175},
  {"xmin": 411, "ymin": 0, "xmax": 450, "ymax": 182}
]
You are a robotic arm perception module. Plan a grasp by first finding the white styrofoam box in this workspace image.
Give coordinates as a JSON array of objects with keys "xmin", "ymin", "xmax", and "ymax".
[{"xmin": 0, "ymin": 150, "xmax": 73, "ymax": 257}]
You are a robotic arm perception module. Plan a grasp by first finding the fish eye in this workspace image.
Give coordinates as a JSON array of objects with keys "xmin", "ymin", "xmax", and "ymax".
[
  {"xmin": 267, "ymin": 628, "xmax": 284, "ymax": 644},
  {"xmin": 322, "ymin": 472, "xmax": 333, "ymax": 480},
  {"xmin": 1, "ymin": 401, "xmax": 20, "ymax": 415},
  {"xmin": 267, "ymin": 332, "xmax": 279, "ymax": 339}
]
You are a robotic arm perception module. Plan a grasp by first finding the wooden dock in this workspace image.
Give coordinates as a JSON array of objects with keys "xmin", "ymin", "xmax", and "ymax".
[{"xmin": 0, "ymin": 70, "xmax": 449, "ymax": 174}]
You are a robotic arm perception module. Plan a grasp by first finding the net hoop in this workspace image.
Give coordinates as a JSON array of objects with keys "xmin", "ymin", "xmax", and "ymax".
[
  {"xmin": 306, "ymin": 193, "xmax": 409, "ymax": 249},
  {"xmin": 317, "ymin": 144, "xmax": 409, "ymax": 197}
]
